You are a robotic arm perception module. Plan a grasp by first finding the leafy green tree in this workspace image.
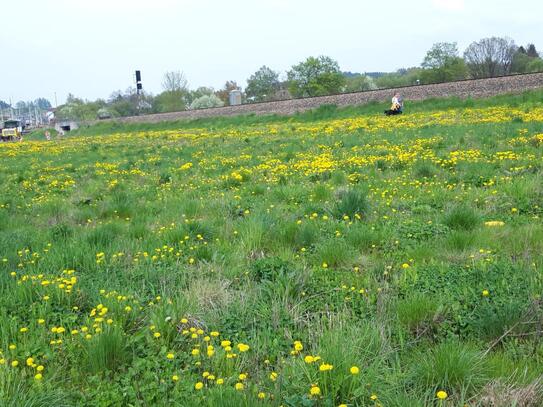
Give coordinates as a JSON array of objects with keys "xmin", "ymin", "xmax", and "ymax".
[
  {"xmin": 512, "ymin": 51, "xmax": 532, "ymax": 73},
  {"xmin": 527, "ymin": 58, "xmax": 543, "ymax": 72},
  {"xmin": 245, "ymin": 66, "xmax": 280, "ymax": 102},
  {"xmin": 420, "ymin": 42, "xmax": 468, "ymax": 83},
  {"xmin": 108, "ymin": 88, "xmax": 149, "ymax": 117},
  {"xmin": 287, "ymin": 56, "xmax": 346, "ymax": 97},
  {"xmin": 511, "ymin": 44, "xmax": 543, "ymax": 73},
  {"xmin": 422, "ymin": 42, "xmax": 459, "ymax": 69},
  {"xmin": 375, "ymin": 68, "xmax": 423, "ymax": 88},
  {"xmin": 526, "ymin": 43, "xmax": 539, "ymax": 58},
  {"xmin": 344, "ymin": 75, "xmax": 375, "ymax": 92},
  {"xmin": 34, "ymin": 98, "xmax": 52, "ymax": 110},
  {"xmin": 57, "ymin": 97, "xmax": 108, "ymax": 120}
]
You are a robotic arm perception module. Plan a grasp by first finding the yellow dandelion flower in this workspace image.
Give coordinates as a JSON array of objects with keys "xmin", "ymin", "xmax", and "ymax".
[
  {"xmin": 319, "ymin": 363, "xmax": 333, "ymax": 371},
  {"xmin": 436, "ymin": 390, "xmax": 448, "ymax": 399},
  {"xmin": 237, "ymin": 343, "xmax": 250, "ymax": 352}
]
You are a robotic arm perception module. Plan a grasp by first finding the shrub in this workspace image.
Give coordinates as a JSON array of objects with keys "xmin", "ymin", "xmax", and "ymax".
[{"xmin": 189, "ymin": 94, "xmax": 224, "ymax": 110}]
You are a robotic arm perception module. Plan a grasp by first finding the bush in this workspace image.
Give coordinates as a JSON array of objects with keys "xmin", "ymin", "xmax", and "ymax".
[{"xmin": 189, "ymin": 94, "xmax": 224, "ymax": 110}]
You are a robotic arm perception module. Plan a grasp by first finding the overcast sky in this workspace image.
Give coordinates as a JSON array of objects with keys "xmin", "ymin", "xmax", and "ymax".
[{"xmin": 1, "ymin": 0, "xmax": 541, "ymax": 105}]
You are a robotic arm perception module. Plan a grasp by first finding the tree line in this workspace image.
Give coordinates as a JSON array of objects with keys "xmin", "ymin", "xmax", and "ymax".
[{"xmin": 3, "ymin": 36, "xmax": 541, "ymax": 121}]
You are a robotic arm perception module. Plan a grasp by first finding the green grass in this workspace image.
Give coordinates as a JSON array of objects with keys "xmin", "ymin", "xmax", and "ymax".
[
  {"xmin": 1, "ymin": 90, "xmax": 543, "ymax": 406},
  {"xmin": 71, "ymin": 88, "xmax": 543, "ymax": 137}
]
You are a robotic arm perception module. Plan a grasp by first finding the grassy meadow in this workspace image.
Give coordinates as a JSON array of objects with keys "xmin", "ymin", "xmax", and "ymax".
[{"xmin": 1, "ymin": 93, "xmax": 543, "ymax": 406}]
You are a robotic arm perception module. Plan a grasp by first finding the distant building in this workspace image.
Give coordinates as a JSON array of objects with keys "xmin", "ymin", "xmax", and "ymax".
[
  {"xmin": 55, "ymin": 120, "xmax": 79, "ymax": 133},
  {"xmin": 46, "ymin": 110, "xmax": 55, "ymax": 123},
  {"xmin": 229, "ymin": 90, "xmax": 242, "ymax": 106}
]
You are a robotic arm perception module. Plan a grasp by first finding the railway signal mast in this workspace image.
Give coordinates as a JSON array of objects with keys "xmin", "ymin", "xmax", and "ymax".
[
  {"xmin": 135, "ymin": 70, "xmax": 143, "ymax": 115},
  {"xmin": 135, "ymin": 70, "xmax": 143, "ymax": 95}
]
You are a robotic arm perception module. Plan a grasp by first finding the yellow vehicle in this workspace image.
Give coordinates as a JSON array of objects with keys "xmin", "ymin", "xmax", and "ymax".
[{"xmin": 1, "ymin": 120, "xmax": 23, "ymax": 142}]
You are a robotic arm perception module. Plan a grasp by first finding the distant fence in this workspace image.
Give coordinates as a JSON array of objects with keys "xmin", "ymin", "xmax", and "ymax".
[{"xmin": 113, "ymin": 72, "xmax": 543, "ymax": 124}]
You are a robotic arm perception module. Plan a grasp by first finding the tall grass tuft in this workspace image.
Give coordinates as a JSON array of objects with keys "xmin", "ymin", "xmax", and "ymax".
[
  {"xmin": 397, "ymin": 293, "xmax": 440, "ymax": 334},
  {"xmin": 443, "ymin": 205, "xmax": 481, "ymax": 231},
  {"xmin": 0, "ymin": 370, "xmax": 71, "ymax": 407},
  {"xmin": 315, "ymin": 239, "xmax": 354, "ymax": 268},
  {"xmin": 331, "ymin": 187, "xmax": 370, "ymax": 219},
  {"xmin": 411, "ymin": 341, "xmax": 486, "ymax": 394},
  {"xmin": 85, "ymin": 327, "xmax": 129, "ymax": 374}
]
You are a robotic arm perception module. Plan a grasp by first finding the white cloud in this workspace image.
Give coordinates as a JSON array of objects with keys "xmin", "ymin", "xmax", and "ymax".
[{"xmin": 433, "ymin": 0, "xmax": 465, "ymax": 11}]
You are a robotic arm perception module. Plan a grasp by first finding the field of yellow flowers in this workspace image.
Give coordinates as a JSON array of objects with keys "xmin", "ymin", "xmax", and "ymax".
[{"xmin": 1, "ymin": 99, "xmax": 543, "ymax": 406}]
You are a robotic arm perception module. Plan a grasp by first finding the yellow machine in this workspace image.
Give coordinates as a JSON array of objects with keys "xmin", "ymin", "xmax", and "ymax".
[{"xmin": 1, "ymin": 120, "xmax": 23, "ymax": 141}]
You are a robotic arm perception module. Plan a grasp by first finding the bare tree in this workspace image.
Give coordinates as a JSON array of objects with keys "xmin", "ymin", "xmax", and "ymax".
[
  {"xmin": 162, "ymin": 71, "xmax": 188, "ymax": 92},
  {"xmin": 463, "ymin": 37, "xmax": 517, "ymax": 78},
  {"xmin": 156, "ymin": 71, "xmax": 190, "ymax": 112}
]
